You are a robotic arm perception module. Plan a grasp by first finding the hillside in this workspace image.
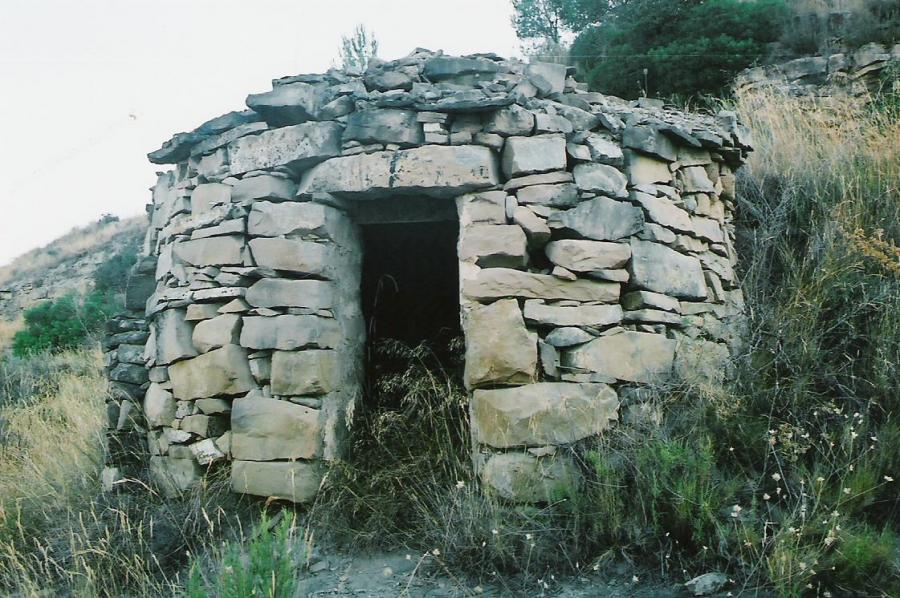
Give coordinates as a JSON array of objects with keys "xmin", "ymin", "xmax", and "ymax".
[{"xmin": 0, "ymin": 215, "xmax": 146, "ymax": 324}]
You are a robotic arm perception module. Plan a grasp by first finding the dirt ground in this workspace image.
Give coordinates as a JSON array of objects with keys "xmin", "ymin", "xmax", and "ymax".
[{"xmin": 293, "ymin": 549, "xmax": 708, "ymax": 597}]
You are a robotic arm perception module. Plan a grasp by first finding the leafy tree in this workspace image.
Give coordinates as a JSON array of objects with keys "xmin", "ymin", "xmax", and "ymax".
[
  {"xmin": 569, "ymin": 0, "xmax": 787, "ymax": 98},
  {"xmin": 339, "ymin": 24, "xmax": 378, "ymax": 71}
]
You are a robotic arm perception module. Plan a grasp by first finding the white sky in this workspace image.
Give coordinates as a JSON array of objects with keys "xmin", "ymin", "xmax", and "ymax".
[{"xmin": 0, "ymin": 0, "xmax": 521, "ymax": 266}]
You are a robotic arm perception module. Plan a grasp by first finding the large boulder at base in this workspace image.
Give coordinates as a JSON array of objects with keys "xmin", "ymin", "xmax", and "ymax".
[
  {"xmin": 169, "ymin": 344, "xmax": 255, "ymax": 399},
  {"xmin": 231, "ymin": 397, "xmax": 322, "ymax": 460},
  {"xmin": 549, "ymin": 197, "xmax": 644, "ymax": 241},
  {"xmin": 629, "ymin": 240, "xmax": 707, "ymax": 299},
  {"xmin": 464, "ymin": 299, "xmax": 537, "ymax": 389},
  {"xmin": 228, "ymin": 122, "xmax": 343, "ymax": 175},
  {"xmin": 149, "ymin": 456, "xmax": 202, "ymax": 497},
  {"xmin": 464, "ymin": 268, "xmax": 619, "ymax": 302},
  {"xmin": 481, "ymin": 452, "xmax": 581, "ymax": 503},
  {"xmin": 270, "ymin": 350, "xmax": 338, "ymax": 395},
  {"xmin": 472, "ymin": 383, "xmax": 619, "ymax": 447},
  {"xmin": 240, "ymin": 315, "xmax": 341, "ymax": 350},
  {"xmin": 563, "ymin": 332, "xmax": 676, "ymax": 383},
  {"xmin": 299, "ymin": 145, "xmax": 500, "ymax": 199},
  {"xmin": 231, "ymin": 460, "xmax": 322, "ymax": 503}
]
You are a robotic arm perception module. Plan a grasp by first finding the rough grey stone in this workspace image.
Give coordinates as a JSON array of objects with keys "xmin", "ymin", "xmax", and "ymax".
[
  {"xmin": 545, "ymin": 240, "xmax": 632, "ymax": 272},
  {"xmin": 343, "ymin": 109, "xmax": 424, "ymax": 147},
  {"xmin": 240, "ymin": 315, "xmax": 341, "ymax": 350},
  {"xmin": 192, "ymin": 314, "xmax": 242, "ymax": 353},
  {"xmin": 149, "ymin": 457, "xmax": 202, "ymax": 497},
  {"xmin": 629, "ymin": 240, "xmax": 707, "ymax": 299},
  {"xmin": 270, "ymin": 350, "xmax": 338, "ymax": 396},
  {"xmin": 154, "ymin": 309, "xmax": 197, "ymax": 365},
  {"xmin": 245, "ymin": 82, "xmax": 322, "ymax": 126},
  {"xmin": 231, "ymin": 397, "xmax": 321, "ymax": 460},
  {"xmin": 483, "ymin": 104, "xmax": 535, "ymax": 136},
  {"xmin": 463, "ymin": 268, "xmax": 619, "ymax": 302},
  {"xmin": 472, "ymin": 382, "xmax": 619, "ymax": 447},
  {"xmin": 545, "ymin": 327, "xmax": 595, "ymax": 347},
  {"xmin": 623, "ymin": 125, "xmax": 677, "ymax": 161},
  {"xmin": 173, "ymin": 236, "xmax": 245, "ymax": 267},
  {"xmin": 246, "ymin": 279, "xmax": 334, "ymax": 310},
  {"xmin": 625, "ymin": 150, "xmax": 673, "ymax": 185},
  {"xmin": 231, "ymin": 460, "xmax": 322, "ymax": 503},
  {"xmin": 548, "ymin": 197, "xmax": 644, "ymax": 241},
  {"xmin": 464, "ymin": 299, "xmax": 537, "ymax": 389},
  {"xmin": 228, "ymin": 122, "xmax": 343, "ymax": 175},
  {"xmin": 458, "ymin": 224, "xmax": 528, "ymax": 268},
  {"xmin": 515, "ymin": 183, "xmax": 578, "ymax": 207},
  {"xmin": 248, "ymin": 238, "xmax": 336, "ymax": 278},
  {"xmin": 169, "ymin": 344, "xmax": 255, "ymax": 400},
  {"xmin": 191, "ymin": 183, "xmax": 232, "ymax": 215},
  {"xmin": 231, "ymin": 175, "xmax": 297, "ymax": 203},
  {"xmin": 481, "ymin": 453, "xmax": 581, "ymax": 503},
  {"xmin": 630, "ymin": 191, "xmax": 693, "ymax": 232},
  {"xmin": 563, "ymin": 331, "xmax": 676, "ymax": 383},
  {"xmin": 501, "ymin": 135, "xmax": 566, "ymax": 178},
  {"xmin": 523, "ymin": 301, "xmax": 623, "ymax": 328},
  {"xmin": 143, "ymin": 383, "xmax": 176, "ymax": 428}
]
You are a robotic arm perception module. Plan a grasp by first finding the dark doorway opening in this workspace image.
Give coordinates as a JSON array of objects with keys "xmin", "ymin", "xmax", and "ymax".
[{"xmin": 360, "ymin": 219, "xmax": 461, "ymax": 349}]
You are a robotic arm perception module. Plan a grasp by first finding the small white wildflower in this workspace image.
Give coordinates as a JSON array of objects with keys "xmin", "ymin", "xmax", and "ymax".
[
  {"xmin": 870, "ymin": 436, "xmax": 878, "ymax": 442},
  {"xmin": 884, "ymin": 476, "xmax": 894, "ymax": 482},
  {"xmin": 406, "ymin": 554, "xmax": 412, "ymax": 560},
  {"xmin": 632, "ymin": 575, "xmax": 639, "ymax": 583},
  {"xmin": 771, "ymin": 473, "xmax": 782, "ymax": 481},
  {"xmin": 763, "ymin": 493, "xmax": 771, "ymax": 501},
  {"xmin": 843, "ymin": 487, "xmax": 851, "ymax": 495},
  {"xmin": 776, "ymin": 487, "xmax": 782, "ymax": 495},
  {"xmin": 849, "ymin": 464, "xmax": 855, "ymax": 471},
  {"xmin": 525, "ymin": 533, "xmax": 533, "ymax": 540},
  {"xmin": 431, "ymin": 548, "xmax": 441, "ymax": 556},
  {"xmin": 455, "ymin": 480, "xmax": 465, "ymax": 489},
  {"xmin": 491, "ymin": 528, "xmax": 499, "ymax": 535},
  {"xmin": 817, "ymin": 476, "xmax": 825, "ymax": 483}
]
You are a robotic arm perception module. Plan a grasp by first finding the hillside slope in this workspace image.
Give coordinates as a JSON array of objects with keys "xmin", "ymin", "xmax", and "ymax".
[{"xmin": 0, "ymin": 216, "xmax": 146, "ymax": 322}]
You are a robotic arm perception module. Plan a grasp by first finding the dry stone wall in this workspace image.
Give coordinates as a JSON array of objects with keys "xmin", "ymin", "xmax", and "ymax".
[{"xmin": 102, "ymin": 49, "xmax": 751, "ymax": 504}]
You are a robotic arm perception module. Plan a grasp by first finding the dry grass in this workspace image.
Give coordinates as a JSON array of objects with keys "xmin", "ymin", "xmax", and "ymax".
[{"xmin": 0, "ymin": 319, "xmax": 22, "ymax": 352}]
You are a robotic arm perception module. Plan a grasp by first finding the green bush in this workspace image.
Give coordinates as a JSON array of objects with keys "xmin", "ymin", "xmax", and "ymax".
[
  {"xmin": 569, "ymin": 0, "xmax": 787, "ymax": 98},
  {"xmin": 11, "ymin": 290, "xmax": 120, "ymax": 357},
  {"xmin": 187, "ymin": 513, "xmax": 301, "ymax": 598},
  {"xmin": 93, "ymin": 245, "xmax": 137, "ymax": 294}
]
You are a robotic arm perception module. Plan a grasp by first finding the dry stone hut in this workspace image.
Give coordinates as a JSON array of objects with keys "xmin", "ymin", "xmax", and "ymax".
[{"xmin": 102, "ymin": 49, "xmax": 751, "ymax": 504}]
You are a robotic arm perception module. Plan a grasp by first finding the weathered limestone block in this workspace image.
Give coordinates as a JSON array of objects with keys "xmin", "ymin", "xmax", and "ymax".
[
  {"xmin": 545, "ymin": 327, "xmax": 595, "ymax": 347},
  {"xmin": 674, "ymin": 338, "xmax": 730, "ymax": 386},
  {"xmin": 525, "ymin": 62, "xmax": 567, "ymax": 94},
  {"xmin": 483, "ymin": 104, "xmax": 535, "ymax": 136},
  {"xmin": 513, "ymin": 206, "xmax": 551, "ymax": 248},
  {"xmin": 240, "ymin": 315, "xmax": 341, "ymax": 350},
  {"xmin": 190, "ymin": 438, "xmax": 226, "ymax": 465},
  {"xmin": 516, "ymin": 183, "xmax": 578, "ymax": 207},
  {"xmin": 622, "ymin": 290, "xmax": 681, "ymax": 313},
  {"xmin": 544, "ymin": 240, "xmax": 631, "ymax": 272},
  {"xmin": 245, "ymin": 279, "xmax": 334, "ymax": 310},
  {"xmin": 625, "ymin": 150, "xmax": 673, "ymax": 185},
  {"xmin": 270, "ymin": 350, "xmax": 338, "ymax": 396},
  {"xmin": 299, "ymin": 145, "xmax": 499, "ymax": 199},
  {"xmin": 173, "ymin": 236, "xmax": 245, "ymax": 267},
  {"xmin": 192, "ymin": 314, "xmax": 242, "ymax": 353},
  {"xmin": 472, "ymin": 383, "xmax": 619, "ymax": 447},
  {"xmin": 456, "ymin": 190, "xmax": 507, "ymax": 226},
  {"xmin": 181, "ymin": 414, "xmax": 226, "ymax": 438},
  {"xmin": 464, "ymin": 299, "xmax": 536, "ymax": 389},
  {"xmin": 563, "ymin": 332, "xmax": 676, "ymax": 383},
  {"xmin": 169, "ymin": 344, "xmax": 255, "ymax": 400},
  {"xmin": 228, "ymin": 122, "xmax": 343, "ymax": 175},
  {"xmin": 679, "ymin": 166, "xmax": 716, "ymax": 193},
  {"xmin": 248, "ymin": 201, "xmax": 351, "ymax": 242},
  {"xmin": 464, "ymin": 268, "xmax": 619, "ymax": 302},
  {"xmin": 572, "ymin": 163, "xmax": 628, "ymax": 198},
  {"xmin": 154, "ymin": 309, "xmax": 197, "ymax": 365},
  {"xmin": 149, "ymin": 456, "xmax": 202, "ymax": 497},
  {"xmin": 585, "ymin": 133, "xmax": 624, "ymax": 165},
  {"xmin": 458, "ymin": 224, "xmax": 528, "ymax": 268},
  {"xmin": 630, "ymin": 191, "xmax": 693, "ymax": 233},
  {"xmin": 231, "ymin": 175, "xmax": 297, "ymax": 203},
  {"xmin": 501, "ymin": 135, "xmax": 566, "ymax": 178},
  {"xmin": 143, "ymin": 383, "xmax": 175, "ymax": 428},
  {"xmin": 245, "ymin": 82, "xmax": 322, "ymax": 126},
  {"xmin": 548, "ymin": 197, "xmax": 644, "ymax": 241},
  {"xmin": 343, "ymin": 109, "xmax": 424, "ymax": 147},
  {"xmin": 231, "ymin": 460, "xmax": 322, "ymax": 503},
  {"xmin": 623, "ymin": 125, "xmax": 677, "ymax": 161},
  {"xmin": 481, "ymin": 453, "xmax": 581, "ymax": 503},
  {"xmin": 690, "ymin": 216, "xmax": 725, "ymax": 244},
  {"xmin": 248, "ymin": 238, "xmax": 335, "ymax": 277},
  {"xmin": 191, "ymin": 183, "xmax": 232, "ymax": 215},
  {"xmin": 629, "ymin": 240, "xmax": 707, "ymax": 299},
  {"xmin": 231, "ymin": 397, "xmax": 322, "ymax": 460},
  {"xmin": 117, "ymin": 343, "xmax": 145, "ymax": 365},
  {"xmin": 523, "ymin": 301, "xmax": 623, "ymax": 328}
]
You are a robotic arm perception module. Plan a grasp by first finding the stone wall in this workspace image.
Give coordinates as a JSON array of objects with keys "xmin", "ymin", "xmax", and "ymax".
[{"xmin": 102, "ymin": 49, "xmax": 751, "ymax": 503}]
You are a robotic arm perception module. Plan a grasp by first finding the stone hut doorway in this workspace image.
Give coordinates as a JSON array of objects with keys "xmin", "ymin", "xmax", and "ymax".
[{"xmin": 353, "ymin": 196, "xmax": 462, "ymax": 398}]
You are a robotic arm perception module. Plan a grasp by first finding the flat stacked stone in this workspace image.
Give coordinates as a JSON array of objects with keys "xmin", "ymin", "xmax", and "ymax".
[{"xmin": 105, "ymin": 48, "xmax": 751, "ymax": 504}]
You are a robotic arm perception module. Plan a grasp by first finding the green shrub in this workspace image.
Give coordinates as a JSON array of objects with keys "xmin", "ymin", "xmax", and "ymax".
[
  {"xmin": 93, "ymin": 245, "xmax": 137, "ymax": 294},
  {"xmin": 11, "ymin": 291, "xmax": 119, "ymax": 357},
  {"xmin": 187, "ymin": 513, "xmax": 301, "ymax": 598},
  {"xmin": 569, "ymin": 0, "xmax": 787, "ymax": 98}
]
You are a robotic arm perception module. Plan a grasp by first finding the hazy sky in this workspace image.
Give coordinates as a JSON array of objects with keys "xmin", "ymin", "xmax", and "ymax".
[{"xmin": 0, "ymin": 0, "xmax": 521, "ymax": 265}]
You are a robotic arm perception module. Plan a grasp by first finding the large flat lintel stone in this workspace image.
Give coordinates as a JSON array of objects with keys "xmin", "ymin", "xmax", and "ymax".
[
  {"xmin": 228, "ymin": 121, "xmax": 343, "ymax": 176},
  {"xmin": 298, "ymin": 145, "xmax": 500, "ymax": 200},
  {"xmin": 463, "ymin": 268, "xmax": 619, "ymax": 303}
]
